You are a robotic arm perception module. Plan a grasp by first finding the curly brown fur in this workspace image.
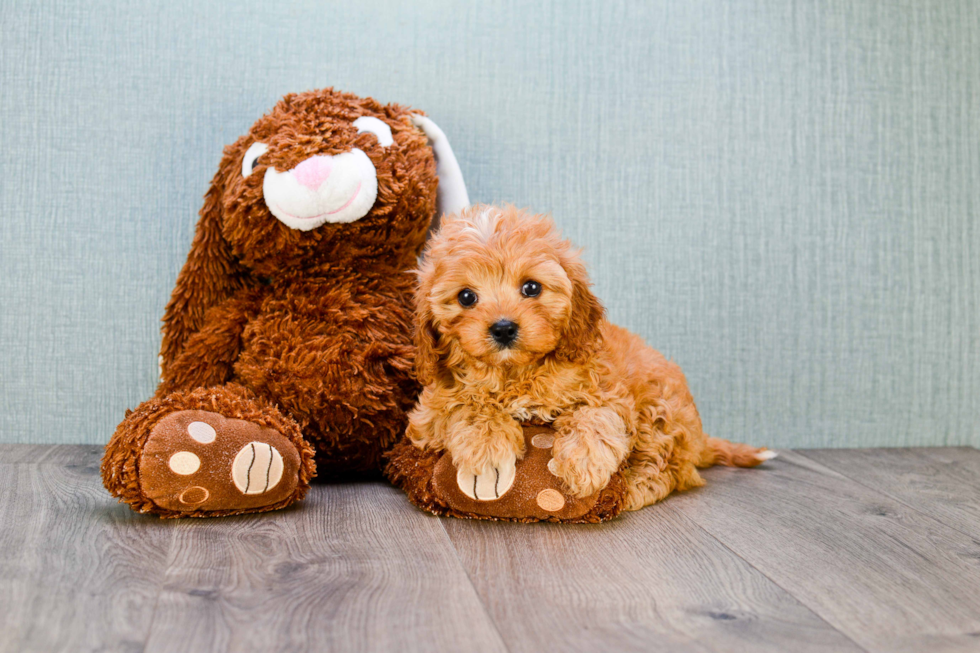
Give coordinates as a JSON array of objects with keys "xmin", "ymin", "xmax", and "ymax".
[
  {"xmin": 103, "ymin": 88, "xmax": 439, "ymax": 516},
  {"xmin": 405, "ymin": 205, "xmax": 773, "ymax": 512}
]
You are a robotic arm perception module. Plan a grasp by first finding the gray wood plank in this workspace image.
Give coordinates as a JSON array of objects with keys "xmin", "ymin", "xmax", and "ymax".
[
  {"xmin": 0, "ymin": 449, "xmax": 175, "ymax": 653},
  {"xmin": 144, "ymin": 481, "xmax": 506, "ymax": 653},
  {"xmin": 0, "ymin": 443, "xmax": 52, "ymax": 464},
  {"xmin": 0, "ymin": 443, "xmax": 103, "ymax": 465},
  {"xmin": 668, "ymin": 451, "xmax": 980, "ymax": 652},
  {"xmin": 798, "ymin": 447, "xmax": 980, "ymax": 539},
  {"xmin": 441, "ymin": 507, "xmax": 861, "ymax": 653}
]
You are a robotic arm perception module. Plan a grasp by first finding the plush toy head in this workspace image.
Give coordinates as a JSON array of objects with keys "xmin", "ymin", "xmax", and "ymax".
[
  {"xmin": 160, "ymin": 88, "xmax": 468, "ymax": 371},
  {"xmin": 226, "ymin": 90, "xmax": 438, "ymax": 269}
]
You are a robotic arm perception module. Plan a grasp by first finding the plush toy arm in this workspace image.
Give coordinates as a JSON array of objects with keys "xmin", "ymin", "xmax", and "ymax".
[{"xmin": 156, "ymin": 290, "xmax": 263, "ymax": 396}]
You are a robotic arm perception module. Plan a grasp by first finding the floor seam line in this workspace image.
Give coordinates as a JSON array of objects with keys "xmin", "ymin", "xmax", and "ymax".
[
  {"xmin": 436, "ymin": 519, "xmax": 514, "ymax": 653},
  {"xmin": 140, "ymin": 520, "xmax": 180, "ymax": 652},
  {"xmin": 678, "ymin": 504, "xmax": 872, "ymax": 653},
  {"xmin": 793, "ymin": 449, "xmax": 980, "ymax": 542}
]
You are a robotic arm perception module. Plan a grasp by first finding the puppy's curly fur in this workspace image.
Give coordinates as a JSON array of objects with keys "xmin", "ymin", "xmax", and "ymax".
[{"xmin": 407, "ymin": 205, "xmax": 772, "ymax": 511}]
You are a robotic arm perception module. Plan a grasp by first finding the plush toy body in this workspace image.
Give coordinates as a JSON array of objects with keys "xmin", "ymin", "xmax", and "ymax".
[{"xmin": 102, "ymin": 89, "xmax": 467, "ymax": 517}]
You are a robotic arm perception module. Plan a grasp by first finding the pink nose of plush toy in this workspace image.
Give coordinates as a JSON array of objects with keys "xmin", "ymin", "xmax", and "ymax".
[{"xmin": 292, "ymin": 156, "xmax": 334, "ymax": 190}]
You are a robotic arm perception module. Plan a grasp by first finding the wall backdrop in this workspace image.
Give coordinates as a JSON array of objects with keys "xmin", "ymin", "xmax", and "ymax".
[{"xmin": 1, "ymin": 0, "xmax": 978, "ymax": 448}]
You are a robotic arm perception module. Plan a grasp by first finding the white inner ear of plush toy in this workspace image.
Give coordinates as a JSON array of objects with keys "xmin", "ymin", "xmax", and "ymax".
[
  {"xmin": 262, "ymin": 149, "xmax": 379, "ymax": 231},
  {"xmin": 410, "ymin": 114, "xmax": 470, "ymax": 224},
  {"xmin": 353, "ymin": 116, "xmax": 393, "ymax": 147},
  {"xmin": 242, "ymin": 142, "xmax": 268, "ymax": 178}
]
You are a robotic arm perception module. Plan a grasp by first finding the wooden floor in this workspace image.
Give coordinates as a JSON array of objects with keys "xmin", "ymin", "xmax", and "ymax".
[{"xmin": 1, "ymin": 446, "xmax": 979, "ymax": 652}]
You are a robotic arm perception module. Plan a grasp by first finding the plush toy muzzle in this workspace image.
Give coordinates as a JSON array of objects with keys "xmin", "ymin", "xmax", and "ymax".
[
  {"xmin": 241, "ymin": 110, "xmax": 469, "ymax": 233},
  {"xmin": 262, "ymin": 149, "xmax": 379, "ymax": 230}
]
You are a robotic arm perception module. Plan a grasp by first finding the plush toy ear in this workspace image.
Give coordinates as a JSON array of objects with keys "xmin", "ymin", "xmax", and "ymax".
[
  {"xmin": 411, "ymin": 114, "xmax": 470, "ymax": 226},
  {"xmin": 159, "ymin": 170, "xmax": 245, "ymax": 376},
  {"xmin": 553, "ymin": 257, "xmax": 606, "ymax": 365}
]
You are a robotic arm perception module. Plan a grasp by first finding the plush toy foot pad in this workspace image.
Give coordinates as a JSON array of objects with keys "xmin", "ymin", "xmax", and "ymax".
[
  {"xmin": 139, "ymin": 410, "xmax": 303, "ymax": 514},
  {"xmin": 386, "ymin": 425, "xmax": 627, "ymax": 523}
]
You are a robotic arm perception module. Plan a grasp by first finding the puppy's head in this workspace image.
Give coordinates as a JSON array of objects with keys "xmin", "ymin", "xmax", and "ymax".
[{"xmin": 415, "ymin": 205, "xmax": 604, "ymax": 384}]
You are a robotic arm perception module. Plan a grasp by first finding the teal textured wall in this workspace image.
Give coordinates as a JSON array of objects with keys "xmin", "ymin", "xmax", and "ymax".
[{"xmin": 1, "ymin": 0, "xmax": 978, "ymax": 447}]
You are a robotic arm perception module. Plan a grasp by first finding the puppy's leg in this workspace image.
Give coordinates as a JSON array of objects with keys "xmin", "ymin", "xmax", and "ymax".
[
  {"xmin": 405, "ymin": 386, "xmax": 448, "ymax": 452},
  {"xmin": 623, "ymin": 395, "xmax": 710, "ymax": 510},
  {"xmin": 621, "ymin": 413, "xmax": 703, "ymax": 511},
  {"xmin": 407, "ymin": 392, "xmax": 526, "ymax": 477},
  {"xmin": 444, "ymin": 406, "xmax": 525, "ymax": 477},
  {"xmin": 551, "ymin": 405, "xmax": 632, "ymax": 498}
]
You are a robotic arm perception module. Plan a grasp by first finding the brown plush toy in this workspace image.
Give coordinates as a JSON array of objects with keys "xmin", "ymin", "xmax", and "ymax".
[{"xmin": 102, "ymin": 88, "xmax": 469, "ymax": 517}]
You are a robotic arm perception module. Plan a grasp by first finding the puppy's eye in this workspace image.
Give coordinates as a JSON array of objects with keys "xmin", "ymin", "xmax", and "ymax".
[
  {"xmin": 242, "ymin": 142, "xmax": 268, "ymax": 178},
  {"xmin": 457, "ymin": 288, "xmax": 478, "ymax": 308},
  {"xmin": 353, "ymin": 116, "xmax": 394, "ymax": 147},
  {"xmin": 521, "ymin": 280, "xmax": 542, "ymax": 298}
]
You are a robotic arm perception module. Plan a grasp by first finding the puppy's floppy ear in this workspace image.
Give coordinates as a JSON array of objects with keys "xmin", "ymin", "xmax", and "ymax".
[
  {"xmin": 410, "ymin": 114, "xmax": 469, "ymax": 229},
  {"xmin": 414, "ymin": 305, "xmax": 442, "ymax": 387},
  {"xmin": 412, "ymin": 268, "xmax": 448, "ymax": 387},
  {"xmin": 159, "ymin": 167, "xmax": 246, "ymax": 375},
  {"xmin": 554, "ymin": 256, "xmax": 605, "ymax": 365}
]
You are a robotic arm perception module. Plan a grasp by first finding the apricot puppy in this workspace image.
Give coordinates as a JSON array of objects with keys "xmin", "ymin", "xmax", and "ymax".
[{"xmin": 407, "ymin": 205, "xmax": 774, "ymax": 511}]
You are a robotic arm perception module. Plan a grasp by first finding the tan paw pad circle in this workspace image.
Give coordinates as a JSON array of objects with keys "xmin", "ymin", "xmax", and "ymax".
[
  {"xmin": 168, "ymin": 451, "xmax": 201, "ymax": 475},
  {"xmin": 187, "ymin": 421, "xmax": 216, "ymax": 444},
  {"xmin": 179, "ymin": 486, "xmax": 210, "ymax": 505},
  {"xmin": 232, "ymin": 442, "xmax": 284, "ymax": 495},
  {"xmin": 547, "ymin": 458, "xmax": 559, "ymax": 476},
  {"xmin": 531, "ymin": 433, "xmax": 555, "ymax": 449},
  {"xmin": 536, "ymin": 489, "xmax": 565, "ymax": 512}
]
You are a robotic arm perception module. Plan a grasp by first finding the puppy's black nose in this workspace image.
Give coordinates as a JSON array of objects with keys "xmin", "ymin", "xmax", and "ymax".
[{"xmin": 489, "ymin": 320, "xmax": 519, "ymax": 346}]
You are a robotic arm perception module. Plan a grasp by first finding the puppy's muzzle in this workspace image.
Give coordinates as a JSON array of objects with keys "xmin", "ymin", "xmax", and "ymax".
[{"xmin": 489, "ymin": 320, "xmax": 519, "ymax": 347}]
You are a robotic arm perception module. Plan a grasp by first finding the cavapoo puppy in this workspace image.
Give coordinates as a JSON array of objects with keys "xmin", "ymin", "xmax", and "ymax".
[{"xmin": 407, "ymin": 205, "xmax": 774, "ymax": 511}]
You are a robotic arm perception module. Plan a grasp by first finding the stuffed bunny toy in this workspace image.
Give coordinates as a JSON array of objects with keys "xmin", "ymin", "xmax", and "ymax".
[{"xmin": 102, "ymin": 88, "xmax": 468, "ymax": 517}]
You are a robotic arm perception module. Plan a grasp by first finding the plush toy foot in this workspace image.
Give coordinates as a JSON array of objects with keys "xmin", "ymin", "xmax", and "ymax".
[
  {"xmin": 137, "ymin": 410, "xmax": 304, "ymax": 514},
  {"xmin": 102, "ymin": 384, "xmax": 316, "ymax": 518},
  {"xmin": 386, "ymin": 425, "xmax": 628, "ymax": 523}
]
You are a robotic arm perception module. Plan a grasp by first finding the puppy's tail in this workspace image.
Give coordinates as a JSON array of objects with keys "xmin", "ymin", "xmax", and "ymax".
[{"xmin": 697, "ymin": 437, "xmax": 776, "ymax": 468}]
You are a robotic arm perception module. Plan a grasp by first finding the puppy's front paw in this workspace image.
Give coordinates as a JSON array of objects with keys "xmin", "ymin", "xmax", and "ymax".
[
  {"xmin": 446, "ymin": 416, "xmax": 525, "ymax": 499},
  {"xmin": 549, "ymin": 437, "xmax": 621, "ymax": 498}
]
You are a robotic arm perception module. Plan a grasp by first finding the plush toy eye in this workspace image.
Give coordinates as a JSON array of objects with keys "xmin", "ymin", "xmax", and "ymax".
[
  {"xmin": 242, "ymin": 142, "xmax": 268, "ymax": 177},
  {"xmin": 521, "ymin": 280, "xmax": 542, "ymax": 298},
  {"xmin": 457, "ymin": 288, "xmax": 478, "ymax": 308},
  {"xmin": 353, "ymin": 116, "xmax": 394, "ymax": 147}
]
